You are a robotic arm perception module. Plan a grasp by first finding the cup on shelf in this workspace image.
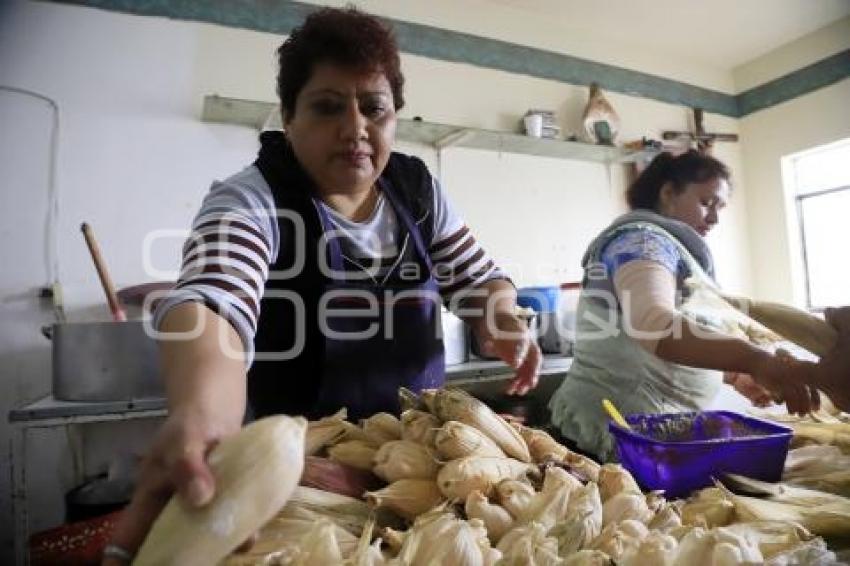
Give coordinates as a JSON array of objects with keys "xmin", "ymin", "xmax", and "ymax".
[{"xmin": 523, "ymin": 113, "xmax": 544, "ymax": 138}]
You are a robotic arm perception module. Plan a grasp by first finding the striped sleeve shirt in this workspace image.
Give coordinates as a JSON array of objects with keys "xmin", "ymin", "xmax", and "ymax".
[{"xmin": 154, "ymin": 164, "xmax": 506, "ymax": 363}]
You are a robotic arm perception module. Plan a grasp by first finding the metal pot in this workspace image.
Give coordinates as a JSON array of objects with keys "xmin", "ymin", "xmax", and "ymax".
[
  {"xmin": 50, "ymin": 321, "xmax": 163, "ymax": 401},
  {"xmin": 65, "ymin": 474, "xmax": 132, "ymax": 522}
]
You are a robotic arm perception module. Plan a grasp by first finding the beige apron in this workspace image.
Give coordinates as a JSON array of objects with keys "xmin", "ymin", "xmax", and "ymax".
[{"xmin": 549, "ymin": 221, "xmax": 722, "ymax": 462}]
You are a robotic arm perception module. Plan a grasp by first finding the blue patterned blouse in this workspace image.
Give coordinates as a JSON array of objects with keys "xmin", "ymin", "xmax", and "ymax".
[{"xmin": 599, "ymin": 227, "xmax": 691, "ymax": 284}]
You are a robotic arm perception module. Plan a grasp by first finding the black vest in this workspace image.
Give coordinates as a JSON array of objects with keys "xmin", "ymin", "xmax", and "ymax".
[{"xmin": 247, "ymin": 131, "xmax": 435, "ymax": 418}]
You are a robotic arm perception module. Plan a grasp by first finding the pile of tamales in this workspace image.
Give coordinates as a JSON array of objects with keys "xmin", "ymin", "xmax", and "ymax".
[{"xmin": 133, "ymin": 388, "xmax": 850, "ymax": 565}]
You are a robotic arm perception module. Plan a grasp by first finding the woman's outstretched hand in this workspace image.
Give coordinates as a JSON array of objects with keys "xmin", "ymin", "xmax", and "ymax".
[
  {"xmin": 723, "ymin": 371, "xmax": 774, "ymax": 408},
  {"xmin": 478, "ymin": 311, "xmax": 543, "ymax": 396},
  {"xmin": 102, "ymin": 406, "xmax": 241, "ymax": 565}
]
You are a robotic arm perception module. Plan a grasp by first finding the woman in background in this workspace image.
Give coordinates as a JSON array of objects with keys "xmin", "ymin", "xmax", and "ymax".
[{"xmin": 548, "ymin": 151, "xmax": 820, "ymax": 462}]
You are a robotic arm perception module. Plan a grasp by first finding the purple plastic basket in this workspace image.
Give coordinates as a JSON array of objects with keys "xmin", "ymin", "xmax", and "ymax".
[{"xmin": 608, "ymin": 410, "xmax": 792, "ymax": 498}]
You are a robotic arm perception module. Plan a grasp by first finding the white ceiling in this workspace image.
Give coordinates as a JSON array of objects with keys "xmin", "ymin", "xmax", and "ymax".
[{"xmin": 483, "ymin": 0, "xmax": 850, "ymax": 68}]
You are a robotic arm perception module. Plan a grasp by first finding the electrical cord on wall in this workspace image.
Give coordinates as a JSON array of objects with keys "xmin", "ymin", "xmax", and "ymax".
[{"xmin": 0, "ymin": 85, "xmax": 63, "ymax": 320}]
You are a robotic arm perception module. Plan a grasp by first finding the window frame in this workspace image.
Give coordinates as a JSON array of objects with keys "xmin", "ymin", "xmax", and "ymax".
[{"xmin": 795, "ymin": 183, "xmax": 850, "ymax": 312}]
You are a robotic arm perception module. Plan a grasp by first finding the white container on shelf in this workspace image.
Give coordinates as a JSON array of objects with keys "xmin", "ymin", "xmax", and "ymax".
[
  {"xmin": 441, "ymin": 307, "xmax": 468, "ymax": 366},
  {"xmin": 523, "ymin": 113, "xmax": 543, "ymax": 137},
  {"xmin": 558, "ymin": 283, "xmax": 581, "ymax": 354}
]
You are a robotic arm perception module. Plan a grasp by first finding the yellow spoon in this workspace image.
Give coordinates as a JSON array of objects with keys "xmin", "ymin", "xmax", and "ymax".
[{"xmin": 602, "ymin": 398, "xmax": 632, "ymax": 431}]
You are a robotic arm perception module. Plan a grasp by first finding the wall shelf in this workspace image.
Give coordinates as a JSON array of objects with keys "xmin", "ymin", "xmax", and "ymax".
[{"xmin": 201, "ymin": 94, "xmax": 656, "ymax": 164}]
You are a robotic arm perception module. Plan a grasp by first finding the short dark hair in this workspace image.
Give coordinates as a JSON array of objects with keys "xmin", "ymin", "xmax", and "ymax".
[
  {"xmin": 626, "ymin": 150, "xmax": 731, "ymax": 210},
  {"xmin": 276, "ymin": 7, "xmax": 405, "ymax": 119}
]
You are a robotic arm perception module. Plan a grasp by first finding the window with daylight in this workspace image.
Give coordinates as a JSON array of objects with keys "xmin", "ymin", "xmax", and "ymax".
[{"xmin": 787, "ymin": 139, "xmax": 850, "ymax": 310}]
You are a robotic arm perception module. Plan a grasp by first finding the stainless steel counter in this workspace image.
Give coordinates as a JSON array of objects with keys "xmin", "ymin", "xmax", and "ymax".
[
  {"xmin": 8, "ymin": 395, "xmax": 167, "ymax": 423},
  {"xmin": 9, "ymin": 356, "xmax": 572, "ymax": 422},
  {"xmin": 446, "ymin": 355, "xmax": 572, "ymax": 383}
]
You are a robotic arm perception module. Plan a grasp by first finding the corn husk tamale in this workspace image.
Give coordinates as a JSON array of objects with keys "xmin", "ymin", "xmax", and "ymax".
[
  {"xmin": 435, "ymin": 420, "xmax": 506, "ymax": 460},
  {"xmin": 437, "ymin": 456, "xmax": 537, "ymax": 501},
  {"xmin": 562, "ymin": 549, "xmax": 614, "ymax": 565},
  {"xmin": 520, "ymin": 466, "xmax": 581, "ymax": 530},
  {"xmin": 619, "ymin": 530, "xmax": 678, "ymax": 566},
  {"xmin": 286, "ymin": 518, "xmax": 344, "ymax": 565},
  {"xmin": 601, "ymin": 491, "xmax": 653, "ymax": 526},
  {"xmin": 588, "ymin": 519, "xmax": 649, "ymax": 562},
  {"xmin": 647, "ymin": 501, "xmax": 683, "ymax": 533},
  {"xmin": 365, "ymin": 479, "xmax": 444, "ymax": 520},
  {"xmin": 495, "ymin": 479, "xmax": 537, "ymax": 519},
  {"xmin": 372, "ymin": 440, "xmax": 438, "ymax": 482},
  {"xmin": 391, "ymin": 508, "xmax": 499, "ymax": 565},
  {"xmin": 221, "ymin": 515, "xmax": 358, "ymax": 565},
  {"xmin": 551, "ymin": 481, "xmax": 602, "ymax": 555},
  {"xmin": 718, "ymin": 475, "xmax": 850, "ymax": 537},
  {"xmin": 719, "ymin": 294, "xmax": 837, "ymax": 356},
  {"xmin": 428, "ymin": 388, "xmax": 531, "ymax": 462},
  {"xmin": 597, "ymin": 463, "xmax": 641, "ymax": 501},
  {"xmin": 400, "ymin": 409, "xmax": 441, "ymax": 447},
  {"xmin": 361, "ymin": 412, "xmax": 401, "ymax": 446},
  {"xmin": 465, "ymin": 490, "xmax": 514, "ymax": 544},
  {"xmin": 719, "ymin": 520, "xmax": 815, "ymax": 559},
  {"xmin": 134, "ymin": 415, "xmax": 306, "ymax": 566},
  {"xmin": 306, "ymin": 409, "xmax": 348, "ymax": 455},
  {"xmin": 343, "ymin": 518, "xmax": 388, "ymax": 566},
  {"xmin": 327, "ymin": 439, "xmax": 379, "ymax": 471},
  {"xmin": 788, "ymin": 421, "xmax": 850, "ymax": 453},
  {"xmin": 673, "ymin": 526, "xmax": 764, "ymax": 565},
  {"xmin": 680, "ymin": 487, "xmax": 735, "ymax": 528},
  {"xmin": 496, "ymin": 521, "xmax": 562, "ymax": 566},
  {"xmin": 513, "ymin": 421, "xmax": 601, "ymax": 478}
]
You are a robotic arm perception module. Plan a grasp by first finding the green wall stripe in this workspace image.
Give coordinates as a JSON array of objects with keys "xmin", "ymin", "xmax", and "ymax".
[
  {"xmin": 46, "ymin": 0, "xmax": 316, "ymax": 34},
  {"xmin": 384, "ymin": 19, "xmax": 738, "ymax": 117},
  {"xmin": 43, "ymin": 0, "xmax": 850, "ymax": 118},
  {"xmin": 736, "ymin": 49, "xmax": 850, "ymax": 116}
]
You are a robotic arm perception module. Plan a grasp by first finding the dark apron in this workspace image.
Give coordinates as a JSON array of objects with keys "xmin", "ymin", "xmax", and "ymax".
[
  {"xmin": 248, "ymin": 133, "xmax": 445, "ymax": 420},
  {"xmin": 311, "ymin": 180, "xmax": 445, "ymax": 420}
]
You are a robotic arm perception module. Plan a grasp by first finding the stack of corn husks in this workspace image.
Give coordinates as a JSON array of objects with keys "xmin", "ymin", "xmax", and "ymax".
[
  {"xmin": 131, "ymin": 389, "xmax": 849, "ymax": 565},
  {"xmin": 783, "ymin": 445, "xmax": 850, "ymax": 497},
  {"xmin": 754, "ymin": 402, "xmax": 850, "ymax": 498},
  {"xmin": 231, "ymin": 389, "xmax": 849, "ymax": 564}
]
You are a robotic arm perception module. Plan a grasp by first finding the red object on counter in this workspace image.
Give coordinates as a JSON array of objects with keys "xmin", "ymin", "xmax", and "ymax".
[
  {"xmin": 29, "ymin": 510, "xmax": 122, "ymax": 566},
  {"xmin": 300, "ymin": 456, "xmax": 383, "ymax": 498},
  {"xmin": 27, "ymin": 459, "xmax": 379, "ymax": 564}
]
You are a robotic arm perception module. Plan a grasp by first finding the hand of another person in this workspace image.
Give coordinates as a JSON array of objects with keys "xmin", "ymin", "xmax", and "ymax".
[
  {"xmin": 812, "ymin": 306, "xmax": 850, "ymax": 411},
  {"xmin": 825, "ymin": 306, "xmax": 850, "ymax": 337},
  {"xmin": 723, "ymin": 371, "xmax": 774, "ymax": 407},
  {"xmin": 102, "ymin": 406, "xmax": 242, "ymax": 565},
  {"xmin": 749, "ymin": 349, "xmax": 821, "ymax": 416},
  {"xmin": 479, "ymin": 311, "xmax": 543, "ymax": 396}
]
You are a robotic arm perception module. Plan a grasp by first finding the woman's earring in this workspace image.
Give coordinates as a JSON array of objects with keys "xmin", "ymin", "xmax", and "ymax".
[{"xmin": 262, "ymin": 106, "xmax": 284, "ymax": 132}]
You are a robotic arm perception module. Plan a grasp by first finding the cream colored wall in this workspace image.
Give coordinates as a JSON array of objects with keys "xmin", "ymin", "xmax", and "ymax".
[
  {"xmin": 739, "ymin": 78, "xmax": 850, "ymax": 304},
  {"xmin": 734, "ymin": 16, "xmax": 850, "ymax": 91}
]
